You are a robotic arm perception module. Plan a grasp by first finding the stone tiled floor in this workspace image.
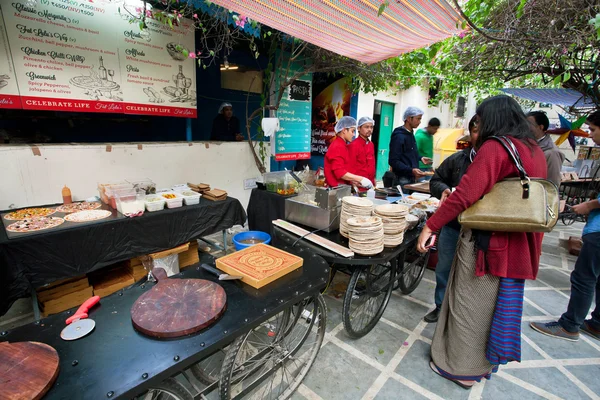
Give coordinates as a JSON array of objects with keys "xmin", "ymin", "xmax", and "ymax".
[{"xmin": 294, "ymin": 221, "xmax": 600, "ymax": 400}]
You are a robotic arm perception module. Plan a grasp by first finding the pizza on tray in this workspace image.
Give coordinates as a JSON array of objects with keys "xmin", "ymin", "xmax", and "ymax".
[
  {"xmin": 4, "ymin": 208, "xmax": 56, "ymax": 221},
  {"xmin": 6, "ymin": 217, "xmax": 65, "ymax": 233},
  {"xmin": 56, "ymin": 202, "xmax": 102, "ymax": 213},
  {"xmin": 64, "ymin": 210, "xmax": 111, "ymax": 223}
]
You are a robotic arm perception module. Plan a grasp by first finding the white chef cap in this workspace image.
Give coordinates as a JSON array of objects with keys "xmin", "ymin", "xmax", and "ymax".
[
  {"xmin": 403, "ymin": 106, "xmax": 424, "ymax": 121},
  {"xmin": 358, "ymin": 116, "xmax": 375, "ymax": 127},
  {"xmin": 334, "ymin": 116, "xmax": 357, "ymax": 133},
  {"xmin": 218, "ymin": 102, "xmax": 233, "ymax": 113}
]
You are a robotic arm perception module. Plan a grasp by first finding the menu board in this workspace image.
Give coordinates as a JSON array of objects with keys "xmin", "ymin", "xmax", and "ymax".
[
  {"xmin": 0, "ymin": 0, "xmax": 196, "ymax": 117},
  {"xmin": 274, "ymin": 76, "xmax": 312, "ymax": 161},
  {"xmin": 0, "ymin": 5, "xmax": 21, "ymax": 109}
]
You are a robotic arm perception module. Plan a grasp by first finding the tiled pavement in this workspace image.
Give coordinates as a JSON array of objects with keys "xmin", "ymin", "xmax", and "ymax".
[
  {"xmin": 1, "ymin": 223, "xmax": 598, "ymax": 399},
  {"xmin": 293, "ymin": 221, "xmax": 600, "ymax": 400}
]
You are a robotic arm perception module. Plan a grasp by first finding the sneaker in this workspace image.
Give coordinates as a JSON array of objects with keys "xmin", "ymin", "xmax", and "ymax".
[
  {"xmin": 530, "ymin": 321, "xmax": 579, "ymax": 342},
  {"xmin": 424, "ymin": 307, "xmax": 441, "ymax": 323},
  {"xmin": 581, "ymin": 320, "xmax": 600, "ymax": 341}
]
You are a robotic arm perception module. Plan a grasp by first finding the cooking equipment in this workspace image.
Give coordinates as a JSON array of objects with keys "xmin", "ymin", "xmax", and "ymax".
[
  {"xmin": 131, "ymin": 268, "xmax": 227, "ymax": 338},
  {"xmin": 285, "ymin": 185, "xmax": 351, "ymax": 232},
  {"xmin": 60, "ymin": 296, "xmax": 100, "ymax": 341},
  {"xmin": 0, "ymin": 341, "xmax": 60, "ymax": 400},
  {"xmin": 200, "ymin": 263, "xmax": 242, "ymax": 280}
]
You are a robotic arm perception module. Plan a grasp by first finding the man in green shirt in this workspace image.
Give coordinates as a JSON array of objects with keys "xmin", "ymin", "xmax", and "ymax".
[{"xmin": 415, "ymin": 117, "xmax": 440, "ymax": 180}]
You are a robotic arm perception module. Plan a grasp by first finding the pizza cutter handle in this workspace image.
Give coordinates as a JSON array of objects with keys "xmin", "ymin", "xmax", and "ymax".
[{"xmin": 65, "ymin": 296, "xmax": 100, "ymax": 325}]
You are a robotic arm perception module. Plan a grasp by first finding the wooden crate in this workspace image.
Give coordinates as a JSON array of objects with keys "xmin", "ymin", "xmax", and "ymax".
[
  {"xmin": 36, "ymin": 276, "xmax": 90, "ymax": 304},
  {"xmin": 89, "ymin": 267, "xmax": 135, "ymax": 298},
  {"xmin": 41, "ymin": 286, "xmax": 94, "ymax": 317},
  {"xmin": 179, "ymin": 240, "xmax": 199, "ymax": 269}
]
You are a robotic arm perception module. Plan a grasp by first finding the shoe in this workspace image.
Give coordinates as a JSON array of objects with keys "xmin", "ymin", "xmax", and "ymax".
[
  {"xmin": 424, "ymin": 307, "xmax": 441, "ymax": 323},
  {"xmin": 581, "ymin": 320, "xmax": 600, "ymax": 341},
  {"xmin": 530, "ymin": 321, "xmax": 579, "ymax": 342},
  {"xmin": 429, "ymin": 361, "xmax": 475, "ymax": 390}
]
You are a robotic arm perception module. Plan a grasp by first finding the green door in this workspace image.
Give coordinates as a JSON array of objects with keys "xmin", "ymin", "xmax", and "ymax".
[{"xmin": 376, "ymin": 102, "xmax": 395, "ymax": 180}]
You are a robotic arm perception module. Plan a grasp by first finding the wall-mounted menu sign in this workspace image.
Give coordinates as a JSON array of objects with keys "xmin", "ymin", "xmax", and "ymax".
[
  {"xmin": 288, "ymin": 79, "xmax": 310, "ymax": 102},
  {"xmin": 0, "ymin": 0, "xmax": 196, "ymax": 117}
]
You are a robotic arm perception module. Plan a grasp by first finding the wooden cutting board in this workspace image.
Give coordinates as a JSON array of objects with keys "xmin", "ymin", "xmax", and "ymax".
[
  {"xmin": 0, "ymin": 341, "xmax": 60, "ymax": 400},
  {"xmin": 131, "ymin": 268, "xmax": 226, "ymax": 338},
  {"xmin": 216, "ymin": 244, "xmax": 303, "ymax": 289}
]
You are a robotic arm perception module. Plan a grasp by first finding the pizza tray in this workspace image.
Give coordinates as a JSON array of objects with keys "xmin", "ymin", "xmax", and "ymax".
[
  {"xmin": 1, "ymin": 202, "xmax": 124, "ymax": 240},
  {"xmin": 215, "ymin": 243, "xmax": 304, "ymax": 289}
]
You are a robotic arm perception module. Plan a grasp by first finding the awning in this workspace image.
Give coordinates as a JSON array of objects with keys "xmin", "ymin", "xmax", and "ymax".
[
  {"xmin": 208, "ymin": 1, "xmax": 464, "ymax": 64},
  {"xmin": 501, "ymin": 88, "xmax": 596, "ymax": 109}
]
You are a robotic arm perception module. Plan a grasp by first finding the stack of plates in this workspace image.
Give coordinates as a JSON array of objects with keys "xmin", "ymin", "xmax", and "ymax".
[
  {"xmin": 374, "ymin": 204, "xmax": 410, "ymax": 247},
  {"xmin": 340, "ymin": 196, "xmax": 374, "ymax": 238},
  {"xmin": 346, "ymin": 216, "xmax": 384, "ymax": 255}
]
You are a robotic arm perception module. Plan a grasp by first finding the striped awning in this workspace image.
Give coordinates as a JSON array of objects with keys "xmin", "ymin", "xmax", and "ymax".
[
  {"xmin": 501, "ymin": 88, "xmax": 596, "ymax": 109},
  {"xmin": 208, "ymin": 1, "xmax": 464, "ymax": 64}
]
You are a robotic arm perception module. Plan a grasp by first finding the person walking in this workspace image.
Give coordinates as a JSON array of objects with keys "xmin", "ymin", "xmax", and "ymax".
[
  {"xmin": 389, "ymin": 107, "xmax": 430, "ymax": 189},
  {"xmin": 417, "ymin": 95, "xmax": 547, "ymax": 389},
  {"xmin": 527, "ymin": 111, "xmax": 565, "ymax": 187},
  {"xmin": 415, "ymin": 117, "xmax": 440, "ymax": 179},
  {"xmin": 530, "ymin": 110, "xmax": 600, "ymax": 342},
  {"xmin": 423, "ymin": 115, "xmax": 479, "ymax": 323},
  {"xmin": 324, "ymin": 116, "xmax": 373, "ymax": 189},
  {"xmin": 348, "ymin": 117, "xmax": 376, "ymax": 190}
]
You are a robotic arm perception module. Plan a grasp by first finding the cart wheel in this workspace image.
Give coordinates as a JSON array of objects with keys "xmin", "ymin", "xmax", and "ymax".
[
  {"xmin": 219, "ymin": 295, "xmax": 326, "ymax": 400},
  {"xmin": 561, "ymin": 212, "xmax": 577, "ymax": 225},
  {"xmin": 398, "ymin": 248, "xmax": 429, "ymax": 295},
  {"xmin": 189, "ymin": 348, "xmax": 227, "ymax": 385},
  {"xmin": 342, "ymin": 263, "xmax": 395, "ymax": 338},
  {"xmin": 135, "ymin": 377, "xmax": 193, "ymax": 400}
]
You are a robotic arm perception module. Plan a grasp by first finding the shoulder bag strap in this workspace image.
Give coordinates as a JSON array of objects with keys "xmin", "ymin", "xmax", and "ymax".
[{"xmin": 490, "ymin": 136, "xmax": 531, "ymax": 199}]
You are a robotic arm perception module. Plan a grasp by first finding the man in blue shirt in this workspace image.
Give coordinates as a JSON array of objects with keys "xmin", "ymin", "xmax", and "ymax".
[{"xmin": 531, "ymin": 110, "xmax": 600, "ymax": 342}]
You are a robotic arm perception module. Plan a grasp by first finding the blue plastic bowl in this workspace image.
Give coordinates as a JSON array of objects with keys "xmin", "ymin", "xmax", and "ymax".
[{"xmin": 232, "ymin": 231, "xmax": 271, "ymax": 251}]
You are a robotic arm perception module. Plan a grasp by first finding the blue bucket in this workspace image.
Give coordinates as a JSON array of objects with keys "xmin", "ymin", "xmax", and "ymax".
[{"xmin": 232, "ymin": 231, "xmax": 271, "ymax": 251}]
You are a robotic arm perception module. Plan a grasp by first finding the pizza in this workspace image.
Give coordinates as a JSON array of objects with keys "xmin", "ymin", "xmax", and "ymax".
[
  {"xmin": 6, "ymin": 217, "xmax": 65, "ymax": 233},
  {"xmin": 56, "ymin": 202, "xmax": 102, "ymax": 213},
  {"xmin": 64, "ymin": 210, "xmax": 111, "ymax": 223},
  {"xmin": 4, "ymin": 208, "xmax": 56, "ymax": 221}
]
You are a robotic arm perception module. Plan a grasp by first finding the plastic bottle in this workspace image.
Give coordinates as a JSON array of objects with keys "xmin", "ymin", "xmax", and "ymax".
[
  {"xmin": 367, "ymin": 188, "xmax": 376, "ymax": 199},
  {"xmin": 62, "ymin": 185, "xmax": 72, "ymax": 204}
]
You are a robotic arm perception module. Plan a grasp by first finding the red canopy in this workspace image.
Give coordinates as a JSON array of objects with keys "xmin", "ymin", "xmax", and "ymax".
[{"xmin": 211, "ymin": 0, "xmax": 464, "ymax": 64}]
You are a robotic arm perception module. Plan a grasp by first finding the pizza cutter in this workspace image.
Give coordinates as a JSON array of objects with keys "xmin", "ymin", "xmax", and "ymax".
[{"xmin": 60, "ymin": 296, "xmax": 100, "ymax": 341}]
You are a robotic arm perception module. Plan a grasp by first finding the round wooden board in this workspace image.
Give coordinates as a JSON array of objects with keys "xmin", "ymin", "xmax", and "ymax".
[
  {"xmin": 131, "ymin": 270, "xmax": 227, "ymax": 338},
  {"xmin": 0, "ymin": 341, "xmax": 60, "ymax": 400}
]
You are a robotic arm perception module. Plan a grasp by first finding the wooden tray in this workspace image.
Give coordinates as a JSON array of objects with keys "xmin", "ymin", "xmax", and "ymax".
[{"xmin": 216, "ymin": 244, "xmax": 303, "ymax": 288}]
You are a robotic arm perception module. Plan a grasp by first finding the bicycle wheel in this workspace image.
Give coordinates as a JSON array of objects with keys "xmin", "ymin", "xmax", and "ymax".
[
  {"xmin": 398, "ymin": 248, "xmax": 429, "ymax": 295},
  {"xmin": 219, "ymin": 294, "xmax": 326, "ymax": 400},
  {"xmin": 189, "ymin": 348, "xmax": 227, "ymax": 385},
  {"xmin": 135, "ymin": 378, "xmax": 193, "ymax": 400},
  {"xmin": 561, "ymin": 212, "xmax": 577, "ymax": 225},
  {"xmin": 342, "ymin": 263, "xmax": 395, "ymax": 338}
]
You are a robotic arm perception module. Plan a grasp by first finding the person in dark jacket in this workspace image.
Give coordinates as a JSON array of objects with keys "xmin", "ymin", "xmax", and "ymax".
[
  {"xmin": 388, "ymin": 107, "xmax": 428, "ymax": 188},
  {"xmin": 423, "ymin": 115, "xmax": 479, "ymax": 323},
  {"xmin": 211, "ymin": 102, "xmax": 243, "ymax": 141}
]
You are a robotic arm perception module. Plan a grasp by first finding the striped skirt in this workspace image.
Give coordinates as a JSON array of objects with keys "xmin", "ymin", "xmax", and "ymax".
[{"xmin": 430, "ymin": 229, "xmax": 525, "ymax": 381}]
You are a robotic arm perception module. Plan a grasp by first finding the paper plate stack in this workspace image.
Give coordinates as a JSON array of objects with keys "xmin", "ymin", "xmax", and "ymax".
[
  {"xmin": 346, "ymin": 216, "xmax": 384, "ymax": 255},
  {"xmin": 340, "ymin": 197, "xmax": 374, "ymax": 238},
  {"xmin": 374, "ymin": 204, "xmax": 410, "ymax": 247}
]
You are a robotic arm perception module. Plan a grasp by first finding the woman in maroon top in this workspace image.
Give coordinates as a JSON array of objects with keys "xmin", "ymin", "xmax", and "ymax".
[{"xmin": 417, "ymin": 96, "xmax": 547, "ymax": 389}]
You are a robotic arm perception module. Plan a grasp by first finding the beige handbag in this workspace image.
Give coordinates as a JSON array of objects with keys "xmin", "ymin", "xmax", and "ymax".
[{"xmin": 458, "ymin": 137, "xmax": 559, "ymax": 232}]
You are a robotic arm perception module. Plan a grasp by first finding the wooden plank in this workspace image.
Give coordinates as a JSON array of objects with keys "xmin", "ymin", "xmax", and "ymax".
[
  {"xmin": 37, "ymin": 277, "xmax": 90, "ymax": 303},
  {"xmin": 35, "ymin": 275, "xmax": 86, "ymax": 292},
  {"xmin": 41, "ymin": 286, "xmax": 94, "ymax": 317},
  {"xmin": 272, "ymin": 219, "xmax": 354, "ymax": 258},
  {"xmin": 149, "ymin": 243, "xmax": 189, "ymax": 260}
]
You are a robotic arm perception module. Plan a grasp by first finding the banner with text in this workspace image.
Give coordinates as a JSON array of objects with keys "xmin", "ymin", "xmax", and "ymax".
[{"xmin": 0, "ymin": 5, "xmax": 21, "ymax": 109}]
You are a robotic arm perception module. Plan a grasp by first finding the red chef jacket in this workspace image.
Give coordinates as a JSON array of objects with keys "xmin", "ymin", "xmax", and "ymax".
[
  {"xmin": 324, "ymin": 136, "xmax": 350, "ymax": 187},
  {"xmin": 348, "ymin": 136, "xmax": 375, "ymax": 188}
]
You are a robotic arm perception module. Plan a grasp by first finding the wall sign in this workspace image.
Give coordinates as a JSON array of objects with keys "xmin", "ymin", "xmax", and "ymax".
[
  {"xmin": 0, "ymin": 5, "xmax": 21, "ymax": 109},
  {"xmin": 288, "ymin": 79, "xmax": 310, "ymax": 102}
]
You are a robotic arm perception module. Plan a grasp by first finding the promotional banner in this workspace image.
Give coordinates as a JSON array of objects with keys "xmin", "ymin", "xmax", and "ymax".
[
  {"xmin": 0, "ymin": 0, "xmax": 196, "ymax": 117},
  {"xmin": 311, "ymin": 76, "xmax": 352, "ymax": 156},
  {"xmin": 0, "ymin": 5, "xmax": 21, "ymax": 109}
]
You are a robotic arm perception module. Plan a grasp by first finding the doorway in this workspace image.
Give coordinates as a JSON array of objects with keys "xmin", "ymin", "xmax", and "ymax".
[{"xmin": 371, "ymin": 101, "xmax": 395, "ymax": 180}]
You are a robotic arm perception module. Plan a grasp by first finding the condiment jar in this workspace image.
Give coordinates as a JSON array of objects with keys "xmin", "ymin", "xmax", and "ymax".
[{"xmin": 62, "ymin": 185, "xmax": 72, "ymax": 204}]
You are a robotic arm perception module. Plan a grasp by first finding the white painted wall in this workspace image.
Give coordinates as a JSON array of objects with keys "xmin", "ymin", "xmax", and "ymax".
[{"xmin": 0, "ymin": 142, "xmax": 267, "ymax": 212}]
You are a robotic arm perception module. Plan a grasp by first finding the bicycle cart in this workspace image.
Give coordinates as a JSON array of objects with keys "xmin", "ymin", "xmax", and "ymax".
[
  {"xmin": 0, "ymin": 245, "xmax": 329, "ymax": 400},
  {"xmin": 559, "ymin": 168, "xmax": 600, "ymax": 225},
  {"xmin": 273, "ymin": 222, "xmax": 429, "ymax": 339}
]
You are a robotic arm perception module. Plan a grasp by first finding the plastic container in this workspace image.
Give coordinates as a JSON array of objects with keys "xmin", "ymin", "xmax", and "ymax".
[
  {"xmin": 107, "ymin": 187, "xmax": 136, "ymax": 210},
  {"xmin": 160, "ymin": 192, "xmax": 183, "ymax": 209},
  {"xmin": 145, "ymin": 195, "xmax": 166, "ymax": 212},
  {"xmin": 117, "ymin": 189, "xmax": 145, "ymax": 217},
  {"xmin": 127, "ymin": 178, "xmax": 156, "ymax": 195},
  {"xmin": 232, "ymin": 231, "xmax": 272, "ymax": 251},
  {"xmin": 263, "ymin": 171, "xmax": 287, "ymax": 193},
  {"xmin": 98, "ymin": 182, "xmax": 130, "ymax": 204},
  {"xmin": 62, "ymin": 185, "xmax": 72, "ymax": 204},
  {"xmin": 179, "ymin": 190, "xmax": 201, "ymax": 205}
]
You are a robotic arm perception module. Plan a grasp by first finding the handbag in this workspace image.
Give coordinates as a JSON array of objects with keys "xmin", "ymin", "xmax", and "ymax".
[{"xmin": 458, "ymin": 136, "xmax": 559, "ymax": 232}]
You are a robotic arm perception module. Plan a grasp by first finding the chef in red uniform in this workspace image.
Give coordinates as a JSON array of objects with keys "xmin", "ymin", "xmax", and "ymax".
[
  {"xmin": 348, "ymin": 116, "xmax": 376, "ymax": 189},
  {"xmin": 324, "ymin": 116, "xmax": 373, "ymax": 189}
]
